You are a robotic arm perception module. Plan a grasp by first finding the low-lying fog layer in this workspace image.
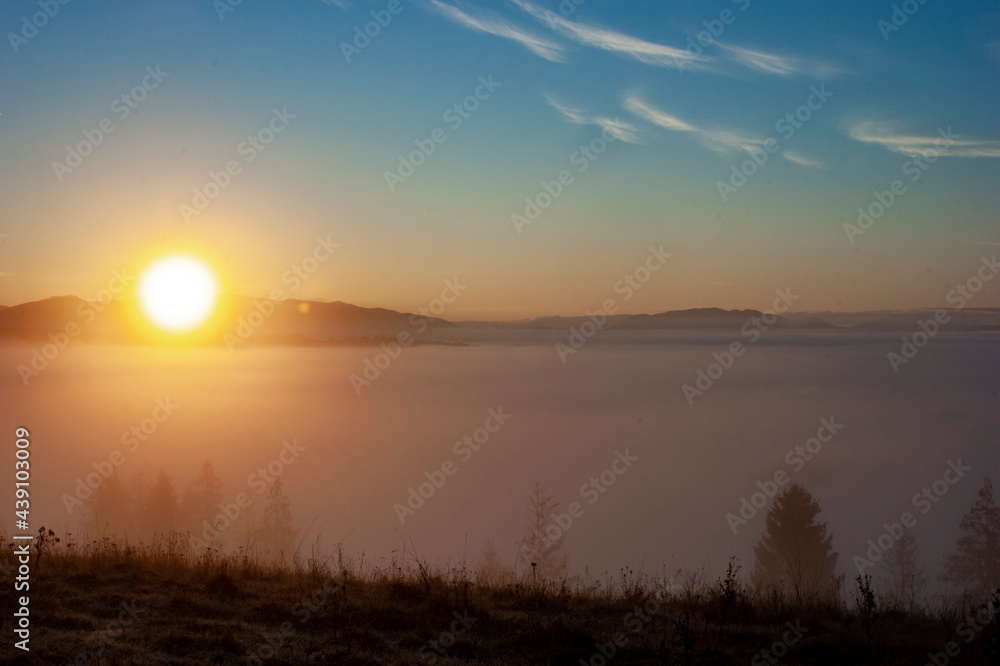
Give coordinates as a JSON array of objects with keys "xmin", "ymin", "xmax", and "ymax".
[{"xmin": 1, "ymin": 332, "xmax": 996, "ymax": 597}]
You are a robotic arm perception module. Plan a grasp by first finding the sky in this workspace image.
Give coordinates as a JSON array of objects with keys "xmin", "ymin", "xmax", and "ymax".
[{"xmin": 0, "ymin": 0, "xmax": 998, "ymax": 319}]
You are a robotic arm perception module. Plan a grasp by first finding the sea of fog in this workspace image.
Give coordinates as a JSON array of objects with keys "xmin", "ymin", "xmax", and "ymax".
[{"xmin": 1, "ymin": 332, "xmax": 997, "ymax": 597}]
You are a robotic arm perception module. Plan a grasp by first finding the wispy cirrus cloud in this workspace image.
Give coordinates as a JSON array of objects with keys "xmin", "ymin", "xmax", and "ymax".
[
  {"xmin": 622, "ymin": 95, "xmax": 761, "ymax": 154},
  {"xmin": 719, "ymin": 44, "xmax": 845, "ymax": 78},
  {"xmin": 721, "ymin": 44, "xmax": 799, "ymax": 76},
  {"xmin": 622, "ymin": 98, "xmax": 696, "ymax": 133},
  {"xmin": 847, "ymin": 121, "xmax": 1000, "ymax": 157},
  {"xmin": 623, "ymin": 96, "xmax": 827, "ymax": 168},
  {"xmin": 428, "ymin": 0, "xmax": 566, "ymax": 62},
  {"xmin": 782, "ymin": 151, "xmax": 825, "ymax": 168},
  {"xmin": 545, "ymin": 96, "xmax": 641, "ymax": 143},
  {"xmin": 510, "ymin": 0, "xmax": 708, "ymax": 70}
]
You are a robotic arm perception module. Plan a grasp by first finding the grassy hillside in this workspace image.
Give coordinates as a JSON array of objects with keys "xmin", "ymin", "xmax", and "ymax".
[{"xmin": 0, "ymin": 532, "xmax": 997, "ymax": 665}]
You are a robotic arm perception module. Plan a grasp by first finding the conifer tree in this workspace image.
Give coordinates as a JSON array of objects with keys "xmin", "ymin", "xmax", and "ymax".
[
  {"xmin": 258, "ymin": 478, "xmax": 297, "ymax": 559},
  {"xmin": 476, "ymin": 538, "xmax": 510, "ymax": 586},
  {"xmin": 182, "ymin": 460, "xmax": 224, "ymax": 534},
  {"xmin": 752, "ymin": 483, "xmax": 839, "ymax": 603},
  {"xmin": 520, "ymin": 482, "xmax": 568, "ymax": 583},
  {"xmin": 86, "ymin": 471, "xmax": 132, "ymax": 537},
  {"xmin": 882, "ymin": 531, "xmax": 925, "ymax": 610},
  {"xmin": 144, "ymin": 470, "xmax": 180, "ymax": 538},
  {"xmin": 942, "ymin": 478, "xmax": 1000, "ymax": 597}
]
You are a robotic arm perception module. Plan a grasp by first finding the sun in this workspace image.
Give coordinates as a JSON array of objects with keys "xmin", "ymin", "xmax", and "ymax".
[{"xmin": 137, "ymin": 254, "xmax": 219, "ymax": 333}]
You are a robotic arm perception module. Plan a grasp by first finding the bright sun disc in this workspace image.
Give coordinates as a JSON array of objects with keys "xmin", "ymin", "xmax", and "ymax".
[{"xmin": 138, "ymin": 255, "xmax": 219, "ymax": 333}]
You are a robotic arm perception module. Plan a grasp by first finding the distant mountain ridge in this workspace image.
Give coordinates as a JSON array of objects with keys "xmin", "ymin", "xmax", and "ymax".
[
  {"xmin": 0, "ymin": 295, "xmax": 453, "ymax": 344},
  {"xmin": 795, "ymin": 308, "xmax": 1000, "ymax": 331},
  {"xmin": 613, "ymin": 308, "xmax": 834, "ymax": 330},
  {"xmin": 2, "ymin": 297, "xmax": 999, "ymax": 346},
  {"xmin": 0, "ymin": 295, "xmax": 87, "ymax": 331},
  {"xmin": 459, "ymin": 307, "xmax": 836, "ymax": 331}
]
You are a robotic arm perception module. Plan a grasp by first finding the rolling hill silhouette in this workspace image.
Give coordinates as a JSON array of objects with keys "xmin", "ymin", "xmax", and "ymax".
[
  {"xmin": 3, "ymin": 296, "xmax": 1000, "ymax": 345},
  {"xmin": 0, "ymin": 295, "xmax": 454, "ymax": 344}
]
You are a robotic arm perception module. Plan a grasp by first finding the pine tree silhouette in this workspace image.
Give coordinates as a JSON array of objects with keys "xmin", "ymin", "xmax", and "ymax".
[
  {"xmin": 258, "ymin": 477, "xmax": 297, "ymax": 559},
  {"xmin": 144, "ymin": 470, "xmax": 180, "ymax": 539},
  {"xmin": 182, "ymin": 460, "xmax": 224, "ymax": 535},
  {"xmin": 86, "ymin": 471, "xmax": 132, "ymax": 538},
  {"xmin": 942, "ymin": 477, "xmax": 1000, "ymax": 597},
  {"xmin": 882, "ymin": 531, "xmax": 925, "ymax": 610},
  {"xmin": 752, "ymin": 483, "xmax": 839, "ymax": 603},
  {"xmin": 520, "ymin": 482, "xmax": 568, "ymax": 584},
  {"xmin": 476, "ymin": 538, "xmax": 510, "ymax": 586}
]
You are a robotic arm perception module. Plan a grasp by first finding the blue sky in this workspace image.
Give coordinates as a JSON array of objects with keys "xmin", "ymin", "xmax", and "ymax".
[{"xmin": 1, "ymin": 0, "xmax": 998, "ymax": 317}]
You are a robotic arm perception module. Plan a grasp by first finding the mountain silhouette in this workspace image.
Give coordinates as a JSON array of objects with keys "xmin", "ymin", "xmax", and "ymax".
[
  {"xmin": 4, "ymin": 297, "xmax": 1000, "ymax": 345},
  {"xmin": 0, "ymin": 295, "xmax": 453, "ymax": 344}
]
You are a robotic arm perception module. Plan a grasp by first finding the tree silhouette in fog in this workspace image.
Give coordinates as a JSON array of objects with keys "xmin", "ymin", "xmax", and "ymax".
[
  {"xmin": 942, "ymin": 477, "xmax": 1000, "ymax": 597},
  {"xmin": 476, "ymin": 538, "xmax": 511, "ymax": 586},
  {"xmin": 882, "ymin": 531, "xmax": 925, "ymax": 610},
  {"xmin": 520, "ymin": 482, "xmax": 568, "ymax": 583},
  {"xmin": 86, "ymin": 472, "xmax": 132, "ymax": 537},
  {"xmin": 181, "ymin": 459, "xmax": 223, "ymax": 534},
  {"xmin": 257, "ymin": 477, "xmax": 297, "ymax": 558},
  {"xmin": 752, "ymin": 483, "xmax": 839, "ymax": 603},
  {"xmin": 144, "ymin": 470, "xmax": 180, "ymax": 538}
]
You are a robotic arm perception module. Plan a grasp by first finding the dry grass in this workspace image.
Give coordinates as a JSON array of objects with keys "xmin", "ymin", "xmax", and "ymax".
[{"xmin": 0, "ymin": 531, "xmax": 997, "ymax": 665}]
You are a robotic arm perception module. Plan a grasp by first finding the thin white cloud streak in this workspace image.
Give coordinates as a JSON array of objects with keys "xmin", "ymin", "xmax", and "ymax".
[
  {"xmin": 721, "ymin": 44, "xmax": 799, "ymax": 76},
  {"xmin": 719, "ymin": 44, "xmax": 846, "ymax": 78},
  {"xmin": 622, "ymin": 96, "xmax": 761, "ymax": 155},
  {"xmin": 427, "ymin": 0, "xmax": 566, "ymax": 62},
  {"xmin": 593, "ymin": 117, "xmax": 640, "ymax": 143},
  {"xmin": 510, "ymin": 0, "xmax": 708, "ymax": 69},
  {"xmin": 545, "ymin": 97, "xmax": 588, "ymax": 125},
  {"xmin": 546, "ymin": 96, "xmax": 641, "ymax": 143},
  {"xmin": 620, "ymin": 97, "xmax": 695, "ymax": 133},
  {"xmin": 848, "ymin": 121, "xmax": 1000, "ymax": 158},
  {"xmin": 782, "ymin": 151, "xmax": 825, "ymax": 168},
  {"xmin": 623, "ymin": 96, "xmax": 825, "ymax": 169}
]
